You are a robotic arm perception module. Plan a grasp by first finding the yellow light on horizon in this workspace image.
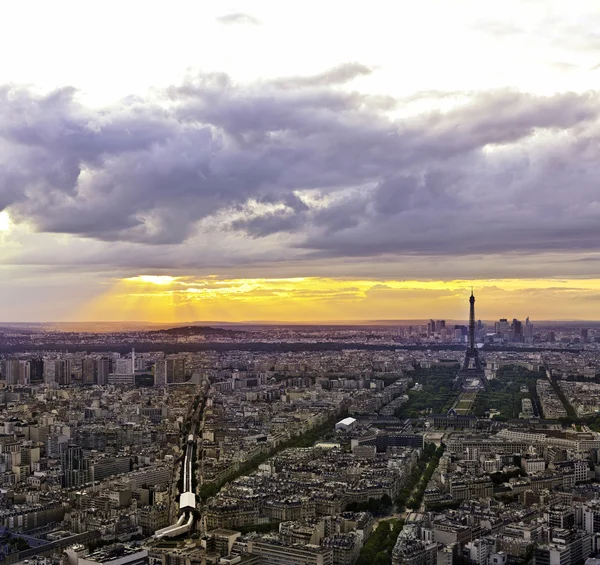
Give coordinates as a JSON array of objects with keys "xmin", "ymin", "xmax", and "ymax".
[
  {"xmin": 126, "ymin": 275, "xmax": 177, "ymax": 285},
  {"xmin": 78, "ymin": 275, "xmax": 600, "ymax": 323}
]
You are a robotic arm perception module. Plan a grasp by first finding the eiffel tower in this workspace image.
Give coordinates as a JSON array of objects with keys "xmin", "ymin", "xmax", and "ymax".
[{"xmin": 456, "ymin": 289, "xmax": 486, "ymax": 390}]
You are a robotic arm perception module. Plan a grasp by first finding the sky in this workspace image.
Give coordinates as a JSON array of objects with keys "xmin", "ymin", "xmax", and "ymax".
[{"xmin": 1, "ymin": 0, "xmax": 600, "ymax": 322}]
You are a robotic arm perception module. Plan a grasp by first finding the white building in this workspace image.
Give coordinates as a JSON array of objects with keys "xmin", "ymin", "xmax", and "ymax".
[
  {"xmin": 335, "ymin": 417, "xmax": 357, "ymax": 432},
  {"xmin": 521, "ymin": 458, "xmax": 546, "ymax": 474}
]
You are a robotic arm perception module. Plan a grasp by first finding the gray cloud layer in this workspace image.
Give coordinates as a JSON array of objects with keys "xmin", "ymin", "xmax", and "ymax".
[{"xmin": 1, "ymin": 67, "xmax": 600, "ymax": 270}]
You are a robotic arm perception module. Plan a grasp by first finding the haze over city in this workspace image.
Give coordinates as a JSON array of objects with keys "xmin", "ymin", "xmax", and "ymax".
[{"xmin": 1, "ymin": 0, "xmax": 600, "ymax": 322}]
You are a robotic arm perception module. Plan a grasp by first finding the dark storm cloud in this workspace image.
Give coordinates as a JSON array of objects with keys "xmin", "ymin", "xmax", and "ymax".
[
  {"xmin": 216, "ymin": 13, "xmax": 261, "ymax": 25},
  {"xmin": 0, "ymin": 69, "xmax": 600, "ymax": 261}
]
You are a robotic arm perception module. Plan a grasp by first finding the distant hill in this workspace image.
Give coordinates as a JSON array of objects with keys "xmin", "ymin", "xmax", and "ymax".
[
  {"xmin": 148, "ymin": 325, "xmax": 242, "ymax": 337},
  {"xmin": 0, "ymin": 326, "xmax": 37, "ymax": 335}
]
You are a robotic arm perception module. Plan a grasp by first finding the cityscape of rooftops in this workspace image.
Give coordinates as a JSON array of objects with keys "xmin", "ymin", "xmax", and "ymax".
[{"xmin": 2, "ymin": 2, "xmax": 600, "ymax": 564}]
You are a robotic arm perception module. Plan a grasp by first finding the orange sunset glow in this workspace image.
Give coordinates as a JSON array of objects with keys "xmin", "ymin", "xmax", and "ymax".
[{"xmin": 77, "ymin": 276, "xmax": 600, "ymax": 323}]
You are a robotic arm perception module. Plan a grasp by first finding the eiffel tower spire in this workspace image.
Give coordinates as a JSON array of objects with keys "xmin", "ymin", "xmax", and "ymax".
[
  {"xmin": 469, "ymin": 288, "xmax": 476, "ymax": 353},
  {"xmin": 456, "ymin": 288, "xmax": 486, "ymax": 390}
]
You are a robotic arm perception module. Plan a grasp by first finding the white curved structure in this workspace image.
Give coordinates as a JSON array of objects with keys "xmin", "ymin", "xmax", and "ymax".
[
  {"xmin": 154, "ymin": 511, "xmax": 194, "ymax": 539},
  {"xmin": 153, "ymin": 417, "xmax": 199, "ymax": 538}
]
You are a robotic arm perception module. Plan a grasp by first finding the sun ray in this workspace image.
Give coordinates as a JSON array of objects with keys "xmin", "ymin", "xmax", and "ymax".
[{"xmin": 73, "ymin": 275, "xmax": 600, "ymax": 323}]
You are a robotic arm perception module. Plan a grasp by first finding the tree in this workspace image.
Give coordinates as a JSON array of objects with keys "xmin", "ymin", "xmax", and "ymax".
[{"xmin": 356, "ymin": 548, "xmax": 376, "ymax": 565}]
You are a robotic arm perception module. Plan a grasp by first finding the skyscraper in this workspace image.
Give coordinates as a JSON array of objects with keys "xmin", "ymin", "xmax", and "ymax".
[
  {"xmin": 96, "ymin": 358, "xmax": 111, "ymax": 385},
  {"xmin": 154, "ymin": 358, "xmax": 187, "ymax": 384},
  {"xmin": 495, "ymin": 319, "xmax": 510, "ymax": 338},
  {"xmin": 172, "ymin": 358, "xmax": 186, "ymax": 383},
  {"xmin": 29, "ymin": 358, "xmax": 44, "ymax": 383},
  {"xmin": 524, "ymin": 317, "xmax": 534, "ymax": 341},
  {"xmin": 61, "ymin": 445, "xmax": 90, "ymax": 488},
  {"xmin": 43, "ymin": 359, "xmax": 56, "ymax": 384},
  {"xmin": 115, "ymin": 357, "xmax": 133, "ymax": 374},
  {"xmin": 1, "ymin": 359, "xmax": 30, "ymax": 385},
  {"xmin": 55, "ymin": 360, "xmax": 72, "ymax": 386},
  {"xmin": 154, "ymin": 360, "xmax": 167, "ymax": 386},
  {"xmin": 511, "ymin": 318, "xmax": 523, "ymax": 342},
  {"xmin": 82, "ymin": 358, "xmax": 96, "ymax": 385},
  {"xmin": 43, "ymin": 359, "xmax": 72, "ymax": 385}
]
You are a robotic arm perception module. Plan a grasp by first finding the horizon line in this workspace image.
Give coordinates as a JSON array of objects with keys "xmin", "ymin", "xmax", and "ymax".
[{"xmin": 2, "ymin": 318, "xmax": 600, "ymax": 326}]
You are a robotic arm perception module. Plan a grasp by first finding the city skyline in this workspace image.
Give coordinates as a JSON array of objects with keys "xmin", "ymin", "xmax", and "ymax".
[{"xmin": 2, "ymin": 1, "xmax": 600, "ymax": 321}]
